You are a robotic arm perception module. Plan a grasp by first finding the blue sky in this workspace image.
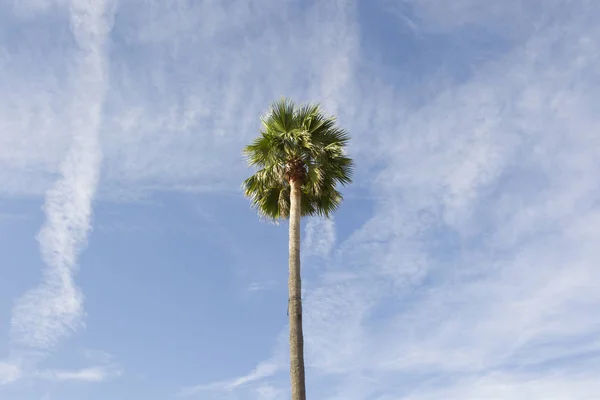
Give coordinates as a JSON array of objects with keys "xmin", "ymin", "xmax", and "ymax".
[{"xmin": 1, "ymin": 0, "xmax": 600, "ymax": 399}]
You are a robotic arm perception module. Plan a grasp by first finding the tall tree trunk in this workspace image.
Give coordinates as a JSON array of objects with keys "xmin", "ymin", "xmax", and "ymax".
[{"xmin": 288, "ymin": 179, "xmax": 306, "ymax": 400}]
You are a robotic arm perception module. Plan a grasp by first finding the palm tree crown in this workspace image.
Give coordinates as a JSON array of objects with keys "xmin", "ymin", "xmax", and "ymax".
[{"xmin": 243, "ymin": 99, "xmax": 354, "ymax": 220}]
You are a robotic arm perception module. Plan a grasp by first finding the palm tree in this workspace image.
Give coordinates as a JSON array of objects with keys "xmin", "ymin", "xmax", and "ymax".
[{"xmin": 243, "ymin": 99, "xmax": 353, "ymax": 400}]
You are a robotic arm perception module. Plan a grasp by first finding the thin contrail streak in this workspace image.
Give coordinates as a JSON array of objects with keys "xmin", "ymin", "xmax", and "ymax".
[{"xmin": 9, "ymin": 0, "xmax": 114, "ymax": 359}]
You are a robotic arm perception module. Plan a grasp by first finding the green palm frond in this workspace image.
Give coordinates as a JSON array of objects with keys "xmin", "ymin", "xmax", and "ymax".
[{"xmin": 243, "ymin": 98, "xmax": 354, "ymax": 220}]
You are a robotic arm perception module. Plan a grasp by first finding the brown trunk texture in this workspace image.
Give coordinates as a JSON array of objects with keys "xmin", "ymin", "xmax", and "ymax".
[{"xmin": 288, "ymin": 179, "xmax": 306, "ymax": 400}]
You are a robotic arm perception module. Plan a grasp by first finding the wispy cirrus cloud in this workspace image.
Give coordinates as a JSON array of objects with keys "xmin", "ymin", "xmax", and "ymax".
[
  {"xmin": 294, "ymin": 1, "xmax": 600, "ymax": 399},
  {"xmin": 97, "ymin": 0, "xmax": 358, "ymax": 196},
  {"xmin": 8, "ymin": 0, "xmax": 114, "ymax": 369},
  {"xmin": 0, "ymin": 0, "xmax": 358, "ymax": 200}
]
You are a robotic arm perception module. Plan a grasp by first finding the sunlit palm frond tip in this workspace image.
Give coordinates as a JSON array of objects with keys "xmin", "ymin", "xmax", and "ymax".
[{"xmin": 243, "ymin": 98, "xmax": 354, "ymax": 220}]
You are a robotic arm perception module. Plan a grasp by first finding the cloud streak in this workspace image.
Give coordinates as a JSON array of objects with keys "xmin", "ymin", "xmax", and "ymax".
[
  {"xmin": 9, "ymin": 0, "xmax": 114, "ymax": 357},
  {"xmin": 179, "ymin": 359, "xmax": 281, "ymax": 397},
  {"xmin": 38, "ymin": 365, "xmax": 120, "ymax": 383}
]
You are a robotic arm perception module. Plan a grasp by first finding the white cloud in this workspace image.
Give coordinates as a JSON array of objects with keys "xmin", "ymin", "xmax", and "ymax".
[
  {"xmin": 228, "ymin": 360, "xmax": 280, "ymax": 390},
  {"xmin": 38, "ymin": 366, "xmax": 119, "ymax": 383},
  {"xmin": 96, "ymin": 0, "xmax": 358, "ymax": 194},
  {"xmin": 179, "ymin": 358, "xmax": 281, "ymax": 397},
  {"xmin": 0, "ymin": 362, "xmax": 21, "ymax": 386},
  {"xmin": 303, "ymin": 218, "xmax": 336, "ymax": 260},
  {"xmin": 9, "ymin": 0, "xmax": 114, "ymax": 356}
]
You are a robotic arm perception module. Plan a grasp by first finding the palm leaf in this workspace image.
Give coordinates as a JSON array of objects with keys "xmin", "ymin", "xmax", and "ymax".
[{"xmin": 243, "ymin": 98, "xmax": 353, "ymax": 220}]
